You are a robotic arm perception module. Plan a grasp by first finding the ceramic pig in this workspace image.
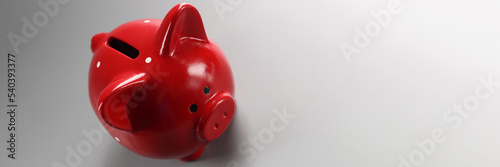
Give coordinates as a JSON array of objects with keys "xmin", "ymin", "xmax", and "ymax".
[{"xmin": 88, "ymin": 3, "xmax": 235, "ymax": 161}]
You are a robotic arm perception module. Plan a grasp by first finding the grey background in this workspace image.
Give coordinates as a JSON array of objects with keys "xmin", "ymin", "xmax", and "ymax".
[{"xmin": 1, "ymin": 0, "xmax": 500, "ymax": 166}]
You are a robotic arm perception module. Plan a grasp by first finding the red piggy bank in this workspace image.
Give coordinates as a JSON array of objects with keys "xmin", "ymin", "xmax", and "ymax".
[{"xmin": 88, "ymin": 3, "xmax": 235, "ymax": 161}]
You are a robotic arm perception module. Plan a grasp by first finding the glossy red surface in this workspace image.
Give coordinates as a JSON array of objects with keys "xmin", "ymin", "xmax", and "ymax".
[{"xmin": 88, "ymin": 3, "xmax": 235, "ymax": 161}]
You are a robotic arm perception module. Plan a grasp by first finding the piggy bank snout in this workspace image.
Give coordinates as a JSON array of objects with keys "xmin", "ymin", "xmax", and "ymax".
[{"xmin": 197, "ymin": 91, "xmax": 235, "ymax": 141}]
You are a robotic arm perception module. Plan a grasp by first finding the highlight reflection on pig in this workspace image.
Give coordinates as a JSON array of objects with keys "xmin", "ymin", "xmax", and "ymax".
[{"xmin": 88, "ymin": 3, "xmax": 235, "ymax": 161}]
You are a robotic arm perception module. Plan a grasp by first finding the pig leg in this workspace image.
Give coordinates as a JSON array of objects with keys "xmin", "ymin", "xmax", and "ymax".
[{"xmin": 179, "ymin": 147, "xmax": 204, "ymax": 161}]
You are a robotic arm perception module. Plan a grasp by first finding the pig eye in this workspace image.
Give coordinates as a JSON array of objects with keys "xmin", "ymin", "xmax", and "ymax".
[
  {"xmin": 189, "ymin": 104, "xmax": 198, "ymax": 113},
  {"xmin": 108, "ymin": 37, "xmax": 139, "ymax": 59},
  {"xmin": 203, "ymin": 86, "xmax": 210, "ymax": 95}
]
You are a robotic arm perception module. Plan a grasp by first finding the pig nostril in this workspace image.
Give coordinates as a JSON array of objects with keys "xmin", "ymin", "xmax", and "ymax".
[
  {"xmin": 223, "ymin": 112, "xmax": 227, "ymax": 118},
  {"xmin": 189, "ymin": 104, "xmax": 198, "ymax": 113},
  {"xmin": 214, "ymin": 123, "xmax": 219, "ymax": 130}
]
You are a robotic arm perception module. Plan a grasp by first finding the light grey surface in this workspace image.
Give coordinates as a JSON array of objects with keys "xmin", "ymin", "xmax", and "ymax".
[{"xmin": 1, "ymin": 0, "xmax": 500, "ymax": 166}]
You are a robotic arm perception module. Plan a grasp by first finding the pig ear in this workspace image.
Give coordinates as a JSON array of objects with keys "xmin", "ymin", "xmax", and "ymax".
[
  {"xmin": 91, "ymin": 32, "xmax": 108, "ymax": 53},
  {"xmin": 156, "ymin": 3, "xmax": 208, "ymax": 56},
  {"xmin": 97, "ymin": 73, "xmax": 148, "ymax": 132}
]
